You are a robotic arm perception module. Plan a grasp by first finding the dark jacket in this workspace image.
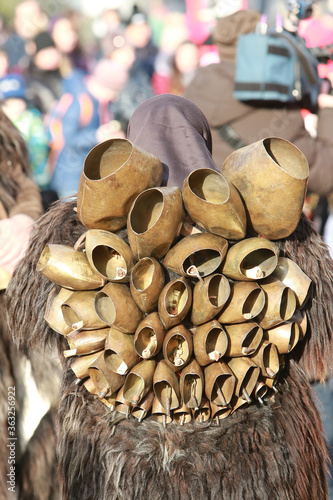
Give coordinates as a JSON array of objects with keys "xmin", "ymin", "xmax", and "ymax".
[{"xmin": 184, "ymin": 12, "xmax": 333, "ymax": 197}]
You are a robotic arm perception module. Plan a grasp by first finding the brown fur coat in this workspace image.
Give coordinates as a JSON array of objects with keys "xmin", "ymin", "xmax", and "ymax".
[{"xmin": 6, "ymin": 199, "xmax": 333, "ymax": 500}]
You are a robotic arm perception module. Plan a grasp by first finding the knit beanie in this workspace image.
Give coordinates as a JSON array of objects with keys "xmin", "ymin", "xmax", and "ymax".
[
  {"xmin": 213, "ymin": 9, "xmax": 261, "ymax": 61},
  {"xmin": 33, "ymin": 31, "xmax": 55, "ymax": 54}
]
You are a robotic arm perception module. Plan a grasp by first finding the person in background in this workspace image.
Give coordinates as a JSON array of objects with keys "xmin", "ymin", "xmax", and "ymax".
[
  {"xmin": 183, "ymin": 8, "xmax": 333, "ymax": 199},
  {"xmin": 50, "ymin": 13, "xmax": 89, "ymax": 94},
  {"xmin": 25, "ymin": 31, "xmax": 64, "ymax": 116},
  {"xmin": 0, "ymin": 73, "xmax": 51, "ymax": 195},
  {"xmin": 125, "ymin": 11, "xmax": 159, "ymax": 81},
  {"xmin": 152, "ymin": 39, "xmax": 200, "ymax": 95},
  {"xmin": 4, "ymin": 0, "xmax": 48, "ymax": 72},
  {"xmin": 45, "ymin": 59, "xmax": 129, "ymax": 199}
]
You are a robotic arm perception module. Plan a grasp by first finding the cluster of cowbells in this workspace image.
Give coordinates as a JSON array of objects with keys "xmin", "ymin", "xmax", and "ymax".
[{"xmin": 37, "ymin": 136, "xmax": 311, "ymax": 425}]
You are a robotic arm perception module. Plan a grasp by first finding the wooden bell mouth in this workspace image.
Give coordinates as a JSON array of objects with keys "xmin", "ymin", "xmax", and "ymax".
[
  {"xmin": 183, "ymin": 249, "xmax": 221, "ymax": 278},
  {"xmin": 280, "ymin": 288, "xmax": 297, "ymax": 322},
  {"xmin": 242, "ymin": 325, "xmax": 262, "ymax": 353},
  {"xmin": 207, "ymin": 274, "xmax": 230, "ymax": 308},
  {"xmin": 188, "ymin": 169, "xmax": 230, "ymax": 204},
  {"xmin": 84, "ymin": 139, "xmax": 133, "ymax": 180},
  {"xmin": 242, "ymin": 288, "xmax": 265, "ymax": 319},
  {"xmin": 61, "ymin": 305, "xmax": 82, "ymax": 329},
  {"xmin": 89, "ymin": 367, "xmax": 109, "ymax": 396},
  {"xmin": 263, "ymin": 138, "xmax": 309, "ymax": 180},
  {"xmin": 164, "ymin": 280, "xmax": 189, "ymax": 317},
  {"xmin": 210, "ymin": 374, "xmax": 234, "ymax": 406},
  {"xmin": 95, "ymin": 292, "xmax": 116, "ymax": 325},
  {"xmin": 130, "ymin": 189, "xmax": 163, "ymax": 234},
  {"xmin": 262, "ymin": 343, "xmax": 280, "ymax": 376},
  {"xmin": 135, "ymin": 327, "xmax": 158, "ymax": 358},
  {"xmin": 205, "ymin": 327, "xmax": 228, "ymax": 361},
  {"xmin": 240, "ymin": 249, "xmax": 277, "ymax": 279},
  {"xmin": 104, "ymin": 350, "xmax": 128, "ymax": 375},
  {"xmin": 165, "ymin": 334, "xmax": 190, "ymax": 369},
  {"xmin": 123, "ymin": 373, "xmax": 145, "ymax": 404},
  {"xmin": 91, "ymin": 246, "xmax": 127, "ymax": 280},
  {"xmin": 131, "ymin": 258, "xmax": 155, "ymax": 291}
]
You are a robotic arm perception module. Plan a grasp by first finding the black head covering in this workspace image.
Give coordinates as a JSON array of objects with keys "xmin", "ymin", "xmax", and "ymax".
[{"xmin": 127, "ymin": 94, "xmax": 218, "ymax": 188}]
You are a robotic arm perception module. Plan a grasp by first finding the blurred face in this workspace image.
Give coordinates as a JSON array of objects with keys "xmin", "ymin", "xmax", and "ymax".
[
  {"xmin": 125, "ymin": 22, "xmax": 151, "ymax": 49},
  {"xmin": 111, "ymin": 45, "xmax": 135, "ymax": 70},
  {"xmin": 52, "ymin": 18, "xmax": 78, "ymax": 54},
  {"xmin": 14, "ymin": 0, "xmax": 48, "ymax": 39},
  {"xmin": 174, "ymin": 43, "xmax": 199, "ymax": 74},
  {"xmin": 34, "ymin": 47, "xmax": 61, "ymax": 70}
]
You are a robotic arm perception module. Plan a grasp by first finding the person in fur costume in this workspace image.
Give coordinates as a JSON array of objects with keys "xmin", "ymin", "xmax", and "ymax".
[
  {"xmin": 6, "ymin": 95, "xmax": 333, "ymax": 500},
  {"xmin": 0, "ymin": 106, "xmax": 61, "ymax": 499}
]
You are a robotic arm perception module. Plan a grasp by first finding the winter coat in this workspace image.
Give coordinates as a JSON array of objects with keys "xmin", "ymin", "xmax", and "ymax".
[{"xmin": 184, "ymin": 23, "xmax": 333, "ymax": 198}]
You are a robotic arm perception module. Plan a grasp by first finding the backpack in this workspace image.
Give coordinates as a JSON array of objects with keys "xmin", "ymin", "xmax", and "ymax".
[{"xmin": 233, "ymin": 28, "xmax": 320, "ymax": 109}]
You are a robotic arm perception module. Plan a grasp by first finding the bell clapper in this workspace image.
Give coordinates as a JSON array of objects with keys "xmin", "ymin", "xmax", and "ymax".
[
  {"xmin": 215, "ymin": 416, "xmax": 220, "ymax": 426},
  {"xmin": 180, "ymin": 413, "xmax": 185, "ymax": 426},
  {"xmin": 208, "ymin": 350, "xmax": 221, "ymax": 362},
  {"xmin": 245, "ymin": 266, "xmax": 265, "ymax": 279},
  {"xmin": 142, "ymin": 333, "xmax": 157, "ymax": 358},
  {"xmin": 126, "ymin": 405, "xmax": 130, "ymax": 418},
  {"xmin": 187, "ymin": 377, "xmax": 199, "ymax": 409},
  {"xmin": 216, "ymin": 385, "xmax": 227, "ymax": 407},
  {"xmin": 117, "ymin": 361, "xmax": 128, "ymax": 375},
  {"xmin": 173, "ymin": 338, "xmax": 184, "ymax": 367},
  {"xmin": 167, "ymin": 289, "xmax": 181, "ymax": 316},
  {"xmin": 138, "ymin": 409, "xmax": 145, "ymax": 422},
  {"xmin": 258, "ymin": 396, "xmax": 264, "ymax": 405},
  {"xmin": 165, "ymin": 384, "xmax": 171, "ymax": 416},
  {"xmin": 241, "ymin": 346, "xmax": 256, "ymax": 355},
  {"xmin": 63, "ymin": 349, "xmax": 77, "ymax": 358},
  {"xmin": 242, "ymin": 387, "xmax": 252, "ymax": 403},
  {"xmin": 266, "ymin": 367, "xmax": 276, "ymax": 378},
  {"xmin": 186, "ymin": 264, "xmax": 203, "ymax": 282},
  {"xmin": 72, "ymin": 320, "xmax": 84, "ymax": 330},
  {"xmin": 243, "ymin": 313, "xmax": 253, "ymax": 320},
  {"xmin": 98, "ymin": 387, "xmax": 109, "ymax": 399},
  {"xmin": 163, "ymin": 414, "xmax": 166, "ymax": 428},
  {"xmin": 116, "ymin": 267, "xmax": 126, "ymax": 279}
]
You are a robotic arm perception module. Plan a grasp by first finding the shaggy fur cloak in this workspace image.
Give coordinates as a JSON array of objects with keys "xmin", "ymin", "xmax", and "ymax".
[{"xmin": 6, "ymin": 198, "xmax": 333, "ymax": 500}]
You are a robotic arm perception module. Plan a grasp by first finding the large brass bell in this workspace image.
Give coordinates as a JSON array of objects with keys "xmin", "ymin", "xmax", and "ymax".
[
  {"xmin": 204, "ymin": 362, "xmax": 236, "ymax": 407},
  {"xmin": 104, "ymin": 328, "xmax": 138, "ymax": 375},
  {"xmin": 163, "ymin": 232, "xmax": 228, "ymax": 280},
  {"xmin": 162, "ymin": 324, "xmax": 193, "ymax": 372},
  {"xmin": 134, "ymin": 312, "xmax": 166, "ymax": 359},
  {"xmin": 77, "ymin": 138, "xmax": 163, "ymax": 231},
  {"xmin": 122, "ymin": 359, "xmax": 156, "ymax": 405},
  {"xmin": 191, "ymin": 273, "xmax": 230, "ymax": 325},
  {"xmin": 153, "ymin": 360, "xmax": 181, "ymax": 415},
  {"xmin": 179, "ymin": 359, "xmax": 204, "ymax": 409},
  {"xmin": 85, "ymin": 229, "xmax": 135, "ymax": 282},
  {"xmin": 37, "ymin": 244, "xmax": 106, "ymax": 290},
  {"xmin": 61, "ymin": 290, "xmax": 108, "ymax": 330},
  {"xmin": 224, "ymin": 322, "xmax": 263, "ymax": 357},
  {"xmin": 130, "ymin": 257, "xmax": 165, "ymax": 314},
  {"xmin": 221, "ymin": 237, "xmax": 279, "ymax": 281},
  {"xmin": 193, "ymin": 320, "xmax": 228, "ymax": 366},
  {"xmin": 217, "ymin": 281, "xmax": 265, "ymax": 324},
  {"xmin": 127, "ymin": 186, "xmax": 184, "ymax": 259},
  {"xmin": 44, "ymin": 287, "xmax": 74, "ymax": 335},
  {"xmin": 271, "ymin": 257, "xmax": 312, "ymax": 308},
  {"xmin": 158, "ymin": 277, "xmax": 192, "ymax": 330},
  {"xmin": 182, "ymin": 168, "xmax": 246, "ymax": 240},
  {"xmin": 94, "ymin": 282, "xmax": 144, "ymax": 333},
  {"xmin": 221, "ymin": 137, "xmax": 309, "ymax": 239}
]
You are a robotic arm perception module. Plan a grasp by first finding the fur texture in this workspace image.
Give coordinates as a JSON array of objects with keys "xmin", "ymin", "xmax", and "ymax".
[{"xmin": 6, "ymin": 200, "xmax": 333, "ymax": 499}]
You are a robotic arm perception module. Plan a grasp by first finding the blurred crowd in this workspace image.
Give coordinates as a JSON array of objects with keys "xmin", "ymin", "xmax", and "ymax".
[
  {"xmin": 0, "ymin": 1, "xmax": 332, "ymax": 203},
  {"xmin": 0, "ymin": 1, "xmax": 333, "ymax": 498}
]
